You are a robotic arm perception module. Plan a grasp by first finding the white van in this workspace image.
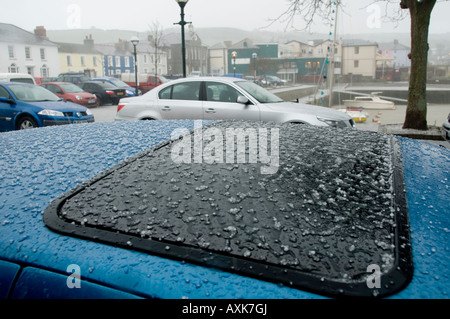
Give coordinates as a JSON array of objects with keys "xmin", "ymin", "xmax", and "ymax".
[{"xmin": 0, "ymin": 73, "xmax": 36, "ymax": 85}]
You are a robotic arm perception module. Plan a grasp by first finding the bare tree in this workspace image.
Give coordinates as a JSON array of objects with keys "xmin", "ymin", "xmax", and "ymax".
[
  {"xmin": 148, "ymin": 21, "xmax": 165, "ymax": 77},
  {"xmin": 275, "ymin": 0, "xmax": 446, "ymax": 130},
  {"xmin": 399, "ymin": 0, "xmax": 436, "ymax": 130}
]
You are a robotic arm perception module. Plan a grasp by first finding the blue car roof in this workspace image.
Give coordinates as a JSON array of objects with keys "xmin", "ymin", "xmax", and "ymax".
[{"xmin": 0, "ymin": 121, "xmax": 448, "ymax": 299}]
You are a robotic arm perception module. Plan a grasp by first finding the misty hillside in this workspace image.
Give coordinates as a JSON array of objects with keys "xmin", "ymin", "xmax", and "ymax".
[{"xmin": 44, "ymin": 27, "xmax": 450, "ymax": 49}]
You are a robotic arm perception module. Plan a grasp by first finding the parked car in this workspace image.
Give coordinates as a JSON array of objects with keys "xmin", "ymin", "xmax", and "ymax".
[
  {"xmin": 442, "ymin": 113, "xmax": 450, "ymax": 142},
  {"xmin": 0, "ymin": 120, "xmax": 448, "ymax": 300},
  {"xmin": 0, "ymin": 82, "xmax": 94, "ymax": 131},
  {"xmin": 0, "ymin": 72, "xmax": 36, "ymax": 85},
  {"xmin": 120, "ymin": 73, "xmax": 169, "ymax": 94},
  {"xmin": 261, "ymin": 75, "xmax": 286, "ymax": 87},
  {"xmin": 40, "ymin": 82, "xmax": 98, "ymax": 108},
  {"xmin": 90, "ymin": 77, "xmax": 142, "ymax": 97},
  {"xmin": 115, "ymin": 77, "xmax": 355, "ymax": 128},
  {"xmin": 34, "ymin": 77, "xmax": 58, "ymax": 85},
  {"xmin": 244, "ymin": 75, "xmax": 260, "ymax": 84},
  {"xmin": 56, "ymin": 72, "xmax": 90, "ymax": 85},
  {"xmin": 79, "ymin": 81, "xmax": 127, "ymax": 106}
]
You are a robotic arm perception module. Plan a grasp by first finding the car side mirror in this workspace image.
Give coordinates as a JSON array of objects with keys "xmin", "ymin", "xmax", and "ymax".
[
  {"xmin": 0, "ymin": 96, "xmax": 14, "ymax": 104},
  {"xmin": 237, "ymin": 96, "xmax": 249, "ymax": 105}
]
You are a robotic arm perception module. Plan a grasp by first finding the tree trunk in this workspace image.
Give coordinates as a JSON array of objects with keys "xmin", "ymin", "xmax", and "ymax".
[{"xmin": 402, "ymin": 0, "xmax": 436, "ymax": 130}]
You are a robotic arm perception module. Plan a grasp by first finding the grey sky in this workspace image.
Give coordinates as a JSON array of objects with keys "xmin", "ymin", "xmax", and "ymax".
[{"xmin": 1, "ymin": 0, "xmax": 449, "ymax": 34}]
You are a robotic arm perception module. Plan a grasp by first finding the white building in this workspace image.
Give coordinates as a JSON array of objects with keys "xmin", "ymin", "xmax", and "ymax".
[
  {"xmin": 0, "ymin": 24, "xmax": 60, "ymax": 78},
  {"xmin": 136, "ymin": 41, "xmax": 168, "ymax": 76}
]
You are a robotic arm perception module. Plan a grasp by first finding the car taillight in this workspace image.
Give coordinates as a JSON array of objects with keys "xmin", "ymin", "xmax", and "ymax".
[
  {"xmin": 106, "ymin": 91, "xmax": 115, "ymax": 95},
  {"xmin": 117, "ymin": 104, "xmax": 126, "ymax": 113}
]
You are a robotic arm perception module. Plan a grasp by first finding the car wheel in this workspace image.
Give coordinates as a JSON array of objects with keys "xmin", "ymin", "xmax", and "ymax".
[{"xmin": 16, "ymin": 116, "xmax": 38, "ymax": 130}]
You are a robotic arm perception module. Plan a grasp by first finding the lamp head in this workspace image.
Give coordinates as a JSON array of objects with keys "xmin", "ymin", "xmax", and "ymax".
[
  {"xmin": 175, "ymin": 0, "xmax": 189, "ymax": 8},
  {"xmin": 130, "ymin": 36, "xmax": 139, "ymax": 46}
]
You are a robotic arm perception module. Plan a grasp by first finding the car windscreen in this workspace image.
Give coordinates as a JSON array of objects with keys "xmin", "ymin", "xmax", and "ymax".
[
  {"xmin": 59, "ymin": 83, "xmax": 84, "ymax": 93},
  {"xmin": 236, "ymin": 81, "xmax": 283, "ymax": 103},
  {"xmin": 9, "ymin": 84, "xmax": 60, "ymax": 102},
  {"xmin": 44, "ymin": 121, "xmax": 413, "ymax": 298},
  {"xmin": 10, "ymin": 78, "xmax": 34, "ymax": 84},
  {"xmin": 96, "ymin": 81, "xmax": 118, "ymax": 89},
  {"xmin": 109, "ymin": 79, "xmax": 130, "ymax": 87}
]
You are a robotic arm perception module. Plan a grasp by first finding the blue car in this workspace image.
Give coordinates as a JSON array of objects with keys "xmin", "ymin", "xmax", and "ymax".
[
  {"xmin": 0, "ymin": 82, "xmax": 94, "ymax": 132},
  {"xmin": 90, "ymin": 77, "xmax": 142, "ymax": 97},
  {"xmin": 0, "ymin": 120, "xmax": 448, "ymax": 302}
]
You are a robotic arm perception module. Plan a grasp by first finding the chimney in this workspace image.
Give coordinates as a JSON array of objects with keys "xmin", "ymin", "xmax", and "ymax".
[
  {"xmin": 34, "ymin": 26, "xmax": 48, "ymax": 39},
  {"xmin": 84, "ymin": 34, "xmax": 94, "ymax": 48}
]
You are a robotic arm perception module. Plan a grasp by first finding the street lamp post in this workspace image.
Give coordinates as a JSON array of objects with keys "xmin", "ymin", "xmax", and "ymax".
[
  {"xmin": 175, "ymin": 0, "xmax": 190, "ymax": 78},
  {"xmin": 252, "ymin": 52, "xmax": 257, "ymax": 82},
  {"xmin": 232, "ymin": 51, "xmax": 237, "ymax": 78},
  {"xmin": 131, "ymin": 36, "xmax": 139, "ymax": 96}
]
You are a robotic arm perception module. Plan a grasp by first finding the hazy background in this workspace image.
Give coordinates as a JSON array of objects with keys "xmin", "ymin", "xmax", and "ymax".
[{"xmin": 1, "ymin": 0, "xmax": 449, "ymax": 35}]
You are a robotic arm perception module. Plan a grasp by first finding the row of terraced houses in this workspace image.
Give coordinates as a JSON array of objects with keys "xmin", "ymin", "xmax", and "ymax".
[{"xmin": 1, "ymin": 22, "xmax": 414, "ymax": 84}]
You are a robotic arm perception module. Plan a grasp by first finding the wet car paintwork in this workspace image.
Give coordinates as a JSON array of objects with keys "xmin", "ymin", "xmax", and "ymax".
[{"xmin": 0, "ymin": 121, "xmax": 448, "ymax": 298}]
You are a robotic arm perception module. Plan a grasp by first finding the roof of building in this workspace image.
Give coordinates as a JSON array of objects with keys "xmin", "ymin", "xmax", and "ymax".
[
  {"xmin": 57, "ymin": 41, "xmax": 101, "ymax": 55},
  {"xmin": 342, "ymin": 39, "xmax": 378, "ymax": 47},
  {"xmin": 229, "ymin": 38, "xmax": 259, "ymax": 49},
  {"xmin": 95, "ymin": 43, "xmax": 132, "ymax": 56},
  {"xmin": 0, "ymin": 23, "xmax": 58, "ymax": 47},
  {"xmin": 378, "ymin": 40, "xmax": 410, "ymax": 51}
]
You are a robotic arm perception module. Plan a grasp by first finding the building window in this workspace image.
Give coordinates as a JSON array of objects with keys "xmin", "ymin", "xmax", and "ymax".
[
  {"xmin": 93, "ymin": 56, "xmax": 98, "ymax": 67},
  {"xmin": 81, "ymin": 56, "xmax": 86, "ymax": 66},
  {"xmin": 27, "ymin": 67, "xmax": 34, "ymax": 76},
  {"xmin": 8, "ymin": 46, "xmax": 15, "ymax": 59},
  {"xmin": 25, "ymin": 47, "xmax": 31, "ymax": 59},
  {"xmin": 40, "ymin": 48, "xmax": 46, "ymax": 60},
  {"xmin": 67, "ymin": 55, "xmax": 72, "ymax": 66},
  {"xmin": 41, "ymin": 65, "xmax": 49, "ymax": 77},
  {"xmin": 115, "ymin": 56, "xmax": 121, "ymax": 67},
  {"xmin": 8, "ymin": 63, "xmax": 18, "ymax": 73},
  {"xmin": 354, "ymin": 47, "xmax": 359, "ymax": 54},
  {"xmin": 354, "ymin": 60, "xmax": 359, "ymax": 68},
  {"xmin": 108, "ymin": 56, "xmax": 113, "ymax": 67},
  {"xmin": 125, "ymin": 57, "xmax": 130, "ymax": 68}
]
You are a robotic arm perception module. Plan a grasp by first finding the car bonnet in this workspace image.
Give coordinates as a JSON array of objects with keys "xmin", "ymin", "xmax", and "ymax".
[
  {"xmin": 33, "ymin": 100, "xmax": 90, "ymax": 112},
  {"xmin": 1, "ymin": 120, "xmax": 448, "ymax": 299},
  {"xmin": 264, "ymin": 101, "xmax": 352, "ymax": 121}
]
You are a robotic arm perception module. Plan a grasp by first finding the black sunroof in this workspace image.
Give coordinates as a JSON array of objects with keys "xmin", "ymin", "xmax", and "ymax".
[{"xmin": 44, "ymin": 121, "xmax": 413, "ymax": 298}]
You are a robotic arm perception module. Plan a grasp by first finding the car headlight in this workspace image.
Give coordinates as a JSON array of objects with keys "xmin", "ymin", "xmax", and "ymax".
[
  {"xmin": 85, "ymin": 109, "xmax": 93, "ymax": 115},
  {"xmin": 75, "ymin": 95, "xmax": 83, "ymax": 100},
  {"xmin": 317, "ymin": 116, "xmax": 347, "ymax": 128},
  {"xmin": 38, "ymin": 109, "xmax": 65, "ymax": 117},
  {"xmin": 126, "ymin": 90, "xmax": 134, "ymax": 95}
]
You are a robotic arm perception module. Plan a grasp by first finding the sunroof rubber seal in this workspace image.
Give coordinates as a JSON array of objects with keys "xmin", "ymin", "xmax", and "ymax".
[{"xmin": 44, "ymin": 121, "xmax": 413, "ymax": 298}]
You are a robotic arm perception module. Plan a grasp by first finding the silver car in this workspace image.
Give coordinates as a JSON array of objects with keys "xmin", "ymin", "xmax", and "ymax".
[{"xmin": 115, "ymin": 77, "xmax": 355, "ymax": 129}]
